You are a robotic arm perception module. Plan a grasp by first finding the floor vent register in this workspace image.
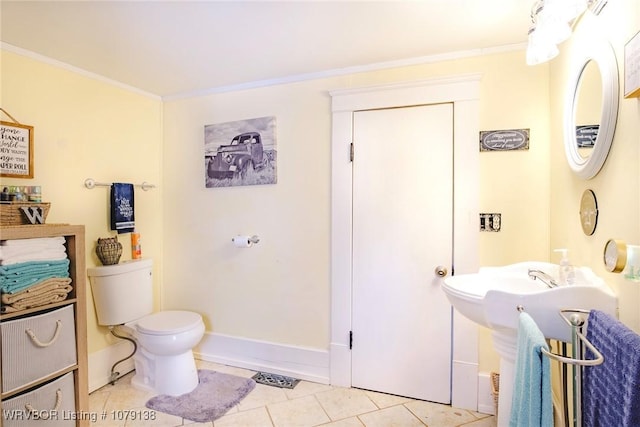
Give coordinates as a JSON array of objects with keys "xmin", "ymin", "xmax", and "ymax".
[{"xmin": 252, "ymin": 372, "xmax": 300, "ymax": 389}]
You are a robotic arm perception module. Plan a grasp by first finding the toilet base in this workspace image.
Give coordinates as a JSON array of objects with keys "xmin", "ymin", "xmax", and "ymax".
[{"xmin": 130, "ymin": 348, "xmax": 199, "ymax": 396}]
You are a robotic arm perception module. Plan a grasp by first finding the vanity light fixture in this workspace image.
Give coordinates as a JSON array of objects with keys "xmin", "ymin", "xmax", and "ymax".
[{"xmin": 526, "ymin": 0, "xmax": 607, "ymax": 65}]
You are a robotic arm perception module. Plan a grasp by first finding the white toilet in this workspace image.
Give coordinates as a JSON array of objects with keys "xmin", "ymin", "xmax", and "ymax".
[{"xmin": 87, "ymin": 258, "xmax": 205, "ymax": 396}]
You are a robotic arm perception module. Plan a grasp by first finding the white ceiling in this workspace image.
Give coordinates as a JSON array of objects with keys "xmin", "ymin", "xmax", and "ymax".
[{"xmin": 1, "ymin": 1, "xmax": 533, "ymax": 99}]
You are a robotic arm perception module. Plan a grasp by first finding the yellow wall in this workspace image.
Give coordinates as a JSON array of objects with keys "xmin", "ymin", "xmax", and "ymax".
[
  {"xmin": 550, "ymin": 2, "xmax": 640, "ymax": 332},
  {"xmin": 0, "ymin": 46, "xmax": 552, "ymax": 372},
  {"xmin": 0, "ymin": 50, "xmax": 164, "ymax": 353},
  {"xmin": 1, "ymin": 0, "xmax": 637, "ymax": 378},
  {"xmin": 162, "ymin": 51, "xmax": 549, "ymax": 370}
]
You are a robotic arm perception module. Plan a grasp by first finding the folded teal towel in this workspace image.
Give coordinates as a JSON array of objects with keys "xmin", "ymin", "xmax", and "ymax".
[
  {"xmin": 0, "ymin": 259, "xmax": 70, "ymax": 293},
  {"xmin": 0, "ymin": 259, "xmax": 69, "ymax": 276},
  {"xmin": 509, "ymin": 312, "xmax": 553, "ymax": 427}
]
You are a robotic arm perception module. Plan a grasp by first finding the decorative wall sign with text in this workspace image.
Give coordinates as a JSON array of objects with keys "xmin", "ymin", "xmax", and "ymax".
[
  {"xmin": 479, "ymin": 129, "xmax": 529, "ymax": 152},
  {"xmin": 576, "ymin": 125, "xmax": 599, "ymax": 148},
  {"xmin": 0, "ymin": 121, "xmax": 34, "ymax": 178}
]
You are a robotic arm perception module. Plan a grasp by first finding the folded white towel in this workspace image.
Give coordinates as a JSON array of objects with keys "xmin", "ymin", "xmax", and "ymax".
[
  {"xmin": 0, "ymin": 237, "xmax": 68, "ymax": 265},
  {"xmin": 0, "ymin": 245, "xmax": 66, "ymax": 259},
  {"xmin": 0, "ymin": 250, "xmax": 68, "ymax": 266},
  {"xmin": 1, "ymin": 237, "xmax": 66, "ymax": 247}
]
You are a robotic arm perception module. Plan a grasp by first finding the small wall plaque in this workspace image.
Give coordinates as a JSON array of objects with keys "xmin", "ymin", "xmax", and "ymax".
[
  {"xmin": 479, "ymin": 129, "xmax": 529, "ymax": 152},
  {"xmin": 0, "ymin": 120, "xmax": 34, "ymax": 178},
  {"xmin": 579, "ymin": 189, "xmax": 598, "ymax": 236},
  {"xmin": 624, "ymin": 31, "xmax": 640, "ymax": 98}
]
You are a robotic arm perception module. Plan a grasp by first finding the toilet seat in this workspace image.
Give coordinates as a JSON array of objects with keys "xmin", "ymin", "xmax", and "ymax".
[{"xmin": 136, "ymin": 310, "xmax": 202, "ymax": 336}]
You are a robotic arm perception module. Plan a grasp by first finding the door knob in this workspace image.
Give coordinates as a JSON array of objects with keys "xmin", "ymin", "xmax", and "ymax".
[{"xmin": 435, "ymin": 266, "xmax": 448, "ymax": 277}]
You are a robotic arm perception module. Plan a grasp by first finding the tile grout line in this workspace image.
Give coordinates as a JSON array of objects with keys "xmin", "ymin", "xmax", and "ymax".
[{"xmin": 311, "ymin": 391, "xmax": 336, "ymax": 426}]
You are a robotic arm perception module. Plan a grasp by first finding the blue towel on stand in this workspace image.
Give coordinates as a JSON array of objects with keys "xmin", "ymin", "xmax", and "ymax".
[
  {"xmin": 583, "ymin": 310, "xmax": 640, "ymax": 427},
  {"xmin": 509, "ymin": 312, "xmax": 553, "ymax": 427},
  {"xmin": 110, "ymin": 183, "xmax": 135, "ymax": 234}
]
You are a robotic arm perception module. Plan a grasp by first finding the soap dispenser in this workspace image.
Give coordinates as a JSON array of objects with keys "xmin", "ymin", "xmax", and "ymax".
[{"xmin": 554, "ymin": 248, "xmax": 575, "ymax": 285}]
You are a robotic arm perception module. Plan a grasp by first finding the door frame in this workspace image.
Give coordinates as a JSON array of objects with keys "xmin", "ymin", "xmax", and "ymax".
[{"xmin": 329, "ymin": 74, "xmax": 481, "ymax": 410}]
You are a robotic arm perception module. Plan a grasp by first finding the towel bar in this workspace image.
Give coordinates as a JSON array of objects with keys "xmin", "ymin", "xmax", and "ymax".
[
  {"xmin": 516, "ymin": 306, "xmax": 603, "ymax": 427},
  {"xmin": 543, "ymin": 309, "xmax": 604, "ymax": 367},
  {"xmin": 84, "ymin": 178, "xmax": 155, "ymax": 191},
  {"xmin": 540, "ymin": 331, "xmax": 603, "ymax": 366},
  {"xmin": 515, "ymin": 306, "xmax": 604, "ymax": 366}
]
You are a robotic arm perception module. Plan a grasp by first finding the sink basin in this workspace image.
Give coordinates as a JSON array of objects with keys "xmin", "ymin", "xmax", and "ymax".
[
  {"xmin": 443, "ymin": 261, "xmax": 617, "ymax": 342},
  {"xmin": 443, "ymin": 262, "xmax": 617, "ymax": 426}
]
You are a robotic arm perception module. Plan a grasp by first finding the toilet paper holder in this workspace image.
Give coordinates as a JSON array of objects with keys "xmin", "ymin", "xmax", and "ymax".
[{"xmin": 231, "ymin": 235, "xmax": 260, "ymax": 247}]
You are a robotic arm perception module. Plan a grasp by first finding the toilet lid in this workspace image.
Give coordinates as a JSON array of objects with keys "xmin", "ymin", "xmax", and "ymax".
[{"xmin": 136, "ymin": 311, "xmax": 202, "ymax": 335}]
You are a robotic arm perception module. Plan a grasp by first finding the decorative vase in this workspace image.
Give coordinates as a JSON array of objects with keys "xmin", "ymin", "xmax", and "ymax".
[{"xmin": 96, "ymin": 237, "xmax": 122, "ymax": 265}]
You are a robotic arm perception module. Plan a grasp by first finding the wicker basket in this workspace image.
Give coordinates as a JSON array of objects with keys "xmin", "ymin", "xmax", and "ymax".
[
  {"xmin": 0, "ymin": 202, "xmax": 50, "ymax": 226},
  {"xmin": 95, "ymin": 237, "xmax": 123, "ymax": 265},
  {"xmin": 491, "ymin": 371, "xmax": 500, "ymax": 415}
]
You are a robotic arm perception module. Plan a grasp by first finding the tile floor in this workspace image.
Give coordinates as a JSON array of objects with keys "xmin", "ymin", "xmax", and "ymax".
[{"xmin": 89, "ymin": 360, "xmax": 496, "ymax": 427}]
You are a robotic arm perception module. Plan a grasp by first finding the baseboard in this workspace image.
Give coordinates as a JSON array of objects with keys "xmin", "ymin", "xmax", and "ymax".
[
  {"xmin": 475, "ymin": 372, "xmax": 565, "ymax": 420},
  {"xmin": 88, "ymin": 340, "xmax": 136, "ymax": 393},
  {"xmin": 477, "ymin": 371, "xmax": 496, "ymax": 415},
  {"xmin": 88, "ymin": 332, "xmax": 330, "ymax": 392},
  {"xmin": 329, "ymin": 342, "xmax": 351, "ymax": 387},
  {"xmin": 452, "ymin": 360, "xmax": 479, "ymax": 411},
  {"xmin": 194, "ymin": 332, "xmax": 330, "ymax": 384}
]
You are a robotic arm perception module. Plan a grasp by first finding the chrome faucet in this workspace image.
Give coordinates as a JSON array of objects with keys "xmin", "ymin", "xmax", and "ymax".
[{"xmin": 528, "ymin": 269, "xmax": 558, "ymax": 288}]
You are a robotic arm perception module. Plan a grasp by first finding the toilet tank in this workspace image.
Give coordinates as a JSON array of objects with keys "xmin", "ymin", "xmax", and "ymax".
[{"xmin": 87, "ymin": 258, "xmax": 154, "ymax": 326}]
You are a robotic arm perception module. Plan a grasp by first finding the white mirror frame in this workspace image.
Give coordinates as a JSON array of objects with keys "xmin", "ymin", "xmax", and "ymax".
[{"xmin": 563, "ymin": 37, "xmax": 619, "ymax": 180}]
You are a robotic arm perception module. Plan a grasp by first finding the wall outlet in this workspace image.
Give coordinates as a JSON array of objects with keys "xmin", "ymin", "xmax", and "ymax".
[{"xmin": 480, "ymin": 213, "xmax": 501, "ymax": 232}]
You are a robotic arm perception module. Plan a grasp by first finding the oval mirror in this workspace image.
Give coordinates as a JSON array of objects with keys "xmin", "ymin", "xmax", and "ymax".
[
  {"xmin": 575, "ymin": 61, "xmax": 602, "ymax": 161},
  {"xmin": 563, "ymin": 37, "xmax": 619, "ymax": 180}
]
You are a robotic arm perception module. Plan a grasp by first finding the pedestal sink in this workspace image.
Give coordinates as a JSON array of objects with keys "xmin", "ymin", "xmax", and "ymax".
[{"xmin": 442, "ymin": 262, "xmax": 617, "ymax": 427}]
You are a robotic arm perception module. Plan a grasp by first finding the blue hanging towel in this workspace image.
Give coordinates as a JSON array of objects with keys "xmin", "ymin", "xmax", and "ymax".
[
  {"xmin": 509, "ymin": 312, "xmax": 553, "ymax": 427},
  {"xmin": 583, "ymin": 310, "xmax": 640, "ymax": 427},
  {"xmin": 110, "ymin": 183, "xmax": 135, "ymax": 234}
]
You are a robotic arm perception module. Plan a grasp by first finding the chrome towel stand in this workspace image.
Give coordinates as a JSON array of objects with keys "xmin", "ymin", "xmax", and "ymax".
[{"xmin": 516, "ymin": 306, "xmax": 604, "ymax": 427}]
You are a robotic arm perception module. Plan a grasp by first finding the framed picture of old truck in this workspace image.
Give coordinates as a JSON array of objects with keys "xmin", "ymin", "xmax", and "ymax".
[{"xmin": 204, "ymin": 116, "xmax": 277, "ymax": 188}]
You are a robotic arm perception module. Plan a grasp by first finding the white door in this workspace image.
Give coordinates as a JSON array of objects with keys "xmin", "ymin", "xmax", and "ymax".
[{"xmin": 351, "ymin": 103, "xmax": 454, "ymax": 403}]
